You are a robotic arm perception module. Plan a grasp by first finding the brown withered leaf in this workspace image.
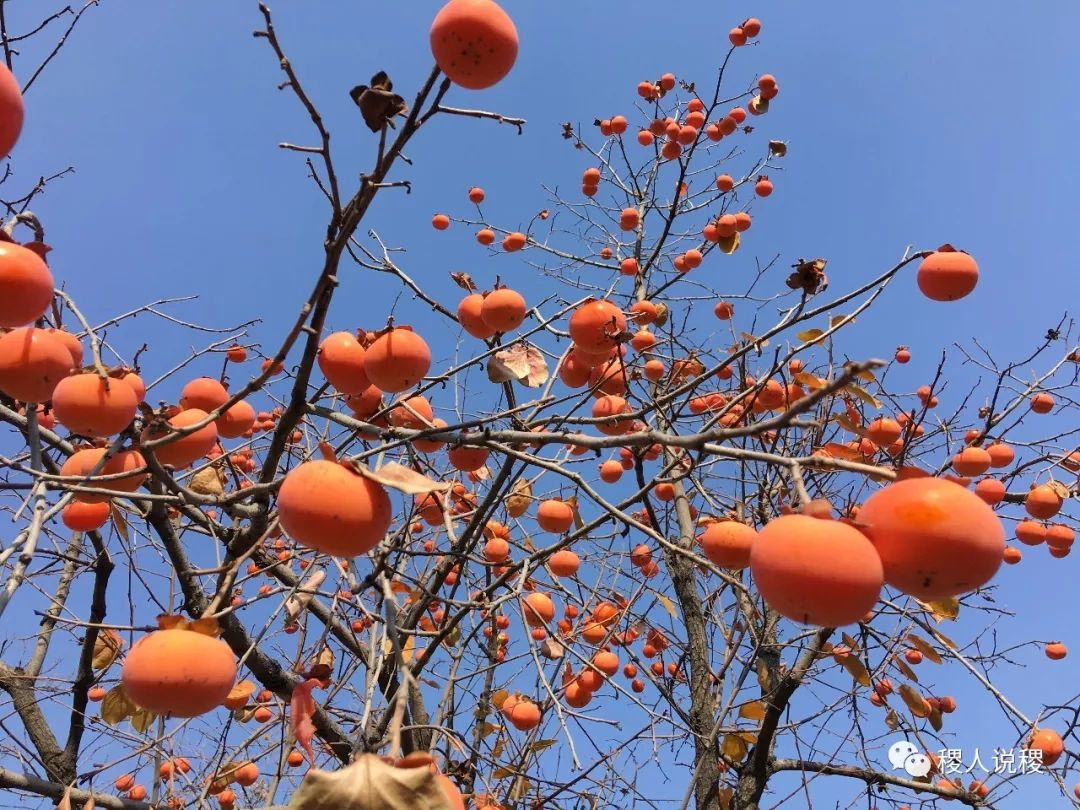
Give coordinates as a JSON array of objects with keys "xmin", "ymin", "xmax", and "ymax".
[
  {"xmin": 560, "ymin": 122, "xmax": 574, "ymax": 140},
  {"xmin": 892, "ymin": 656, "xmax": 919, "ymax": 683},
  {"xmin": 786, "ymin": 257, "xmax": 829, "ymax": 295},
  {"xmin": 653, "ymin": 302, "xmax": 670, "ymax": 327},
  {"xmin": 349, "ymin": 72, "xmax": 408, "ymax": 133},
  {"xmin": 819, "ymin": 442, "xmax": 862, "ymax": 461},
  {"xmin": 839, "ymin": 655, "xmax": 871, "ymax": 687},
  {"xmin": 285, "ymin": 569, "xmax": 326, "ymax": 628},
  {"xmin": 899, "ymin": 684, "xmax": 931, "ymax": 718},
  {"xmin": 224, "ymin": 679, "xmax": 255, "ymax": 710},
  {"xmin": 189, "ymin": 464, "xmax": 225, "ymax": 496},
  {"xmin": 717, "ymin": 232, "xmax": 740, "ymax": 255},
  {"xmin": 768, "ymin": 140, "xmax": 788, "ymax": 157},
  {"xmin": 721, "ymin": 733, "xmax": 748, "ymax": 762},
  {"xmin": 92, "ymin": 629, "xmax": 123, "ymax": 671},
  {"xmin": 449, "ymin": 272, "xmax": 475, "ymax": 293},
  {"xmin": 537, "ymin": 208, "xmax": 550, "ymax": 220},
  {"xmin": 100, "ymin": 684, "xmax": 135, "ymax": 725},
  {"xmin": 358, "ymin": 462, "xmax": 451, "ymax": 495},
  {"xmin": 506, "ymin": 479, "xmax": 531, "ymax": 518},
  {"xmin": 488, "ymin": 343, "xmax": 549, "ymax": 388},
  {"xmin": 539, "ymin": 637, "xmax": 564, "ymax": 660},
  {"xmin": 110, "ymin": 502, "xmax": 129, "ymax": 541},
  {"xmin": 287, "ymin": 753, "xmax": 452, "ymax": 810},
  {"xmin": 884, "ymin": 708, "xmax": 899, "ymax": 731},
  {"xmin": 130, "ymin": 707, "xmax": 156, "ymax": 734},
  {"xmin": 906, "ymin": 634, "xmax": 942, "ymax": 664}
]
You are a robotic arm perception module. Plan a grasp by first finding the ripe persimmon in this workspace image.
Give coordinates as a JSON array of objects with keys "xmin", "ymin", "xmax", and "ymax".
[
  {"xmin": 480, "ymin": 288, "xmax": 527, "ymax": 332},
  {"xmin": 1025, "ymin": 484, "xmax": 1063, "ymax": 520},
  {"xmin": 1026, "ymin": 728, "xmax": 1064, "ymax": 766},
  {"xmin": 122, "ymin": 625, "xmax": 237, "ymax": 717},
  {"xmin": 548, "ymin": 549, "xmax": 580, "ymax": 577},
  {"xmin": 217, "ymin": 399, "xmax": 256, "ymax": 439},
  {"xmin": 592, "ymin": 394, "xmax": 632, "ymax": 435},
  {"xmin": 715, "ymin": 174, "xmax": 734, "ymax": 192},
  {"xmin": 523, "ymin": 592, "xmax": 555, "ymax": 626},
  {"xmin": 180, "ymin": 377, "xmax": 229, "ymax": 413},
  {"xmin": 0, "ymin": 242, "xmax": 53, "ymax": 328},
  {"xmin": 570, "ymin": 300, "xmax": 626, "ymax": 353},
  {"xmin": 52, "ymin": 374, "xmax": 138, "ymax": 438},
  {"xmin": 974, "ymin": 477, "xmax": 1005, "ymax": 505},
  {"xmin": 60, "ymin": 447, "xmax": 146, "ymax": 502},
  {"xmin": 750, "ymin": 514, "xmax": 883, "ymax": 626},
  {"xmin": 1030, "ymin": 392, "xmax": 1054, "ymax": 414},
  {"xmin": 317, "ymin": 331, "xmax": 370, "ymax": 394},
  {"xmin": 458, "ymin": 293, "xmax": 497, "ymax": 339},
  {"xmin": 61, "ymin": 500, "xmax": 111, "ymax": 531},
  {"xmin": 742, "ymin": 17, "xmax": 762, "ymax": 37},
  {"xmin": 952, "ymin": 446, "xmax": 991, "ymax": 477},
  {"xmin": 0, "ymin": 327, "xmax": 74, "ymax": 402},
  {"xmin": 755, "ymin": 176, "xmax": 773, "ymax": 196},
  {"xmin": 502, "ymin": 696, "xmax": 541, "ymax": 730},
  {"xmin": 448, "ymin": 443, "xmax": 489, "ymax": 471},
  {"xmin": 537, "ymin": 499, "xmax": 574, "ymax": 533},
  {"xmin": 502, "ymin": 231, "xmax": 526, "ymax": 251},
  {"xmin": 142, "ymin": 409, "xmax": 218, "ymax": 469},
  {"xmin": 364, "ymin": 328, "xmax": 431, "ymax": 393},
  {"xmin": 916, "ymin": 246, "xmax": 979, "ymax": 302},
  {"xmin": 857, "ymin": 477, "xmax": 1005, "ymax": 599},
  {"xmin": 277, "ymin": 460, "xmax": 392, "ymax": 556},
  {"xmin": 1015, "ymin": 520, "xmax": 1047, "ymax": 546},
  {"xmin": 431, "ymin": 213, "xmax": 450, "ymax": 230},
  {"xmin": 1046, "ymin": 642, "xmax": 1068, "ymax": 660},
  {"xmin": 895, "ymin": 347, "xmax": 910, "ymax": 364},
  {"xmin": 700, "ymin": 520, "xmax": 755, "ymax": 569}
]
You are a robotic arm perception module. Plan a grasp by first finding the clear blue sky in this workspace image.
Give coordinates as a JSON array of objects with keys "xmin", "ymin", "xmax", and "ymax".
[{"xmin": 6, "ymin": 1, "xmax": 1080, "ymax": 807}]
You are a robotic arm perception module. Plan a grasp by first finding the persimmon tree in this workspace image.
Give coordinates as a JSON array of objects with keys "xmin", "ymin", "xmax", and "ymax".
[{"xmin": 0, "ymin": 3, "xmax": 1078, "ymax": 810}]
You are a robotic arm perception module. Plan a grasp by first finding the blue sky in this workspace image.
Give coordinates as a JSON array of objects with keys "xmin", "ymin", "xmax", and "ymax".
[{"xmin": 5, "ymin": 1, "xmax": 1080, "ymax": 807}]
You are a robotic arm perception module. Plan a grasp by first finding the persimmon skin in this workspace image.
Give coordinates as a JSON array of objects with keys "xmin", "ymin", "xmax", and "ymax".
[
  {"xmin": 857, "ymin": 477, "xmax": 1005, "ymax": 599},
  {"xmin": 536, "ymin": 499, "xmax": 573, "ymax": 533},
  {"xmin": 62, "ymin": 501, "xmax": 111, "ymax": 531},
  {"xmin": 180, "ymin": 377, "xmax": 229, "ymax": 413},
  {"xmin": 430, "ymin": 0, "xmax": 519, "ymax": 90},
  {"xmin": 217, "ymin": 399, "xmax": 256, "ymax": 439},
  {"xmin": 700, "ymin": 520, "xmax": 756, "ymax": 569},
  {"xmin": 59, "ymin": 448, "xmax": 146, "ymax": 503},
  {"xmin": 317, "ymin": 331, "xmax": 370, "ymax": 394},
  {"xmin": 52, "ymin": 373, "xmax": 138, "ymax": 437},
  {"xmin": 364, "ymin": 328, "xmax": 432, "ymax": 393},
  {"xmin": 0, "ymin": 242, "xmax": 52, "ymax": 328},
  {"xmin": 916, "ymin": 248, "xmax": 979, "ymax": 301},
  {"xmin": 0, "ymin": 327, "xmax": 74, "ymax": 402},
  {"xmin": 480, "ymin": 288, "xmax": 527, "ymax": 332},
  {"xmin": 121, "ymin": 628, "xmax": 237, "ymax": 717},
  {"xmin": 142, "ymin": 409, "xmax": 219, "ymax": 469},
  {"xmin": 569, "ymin": 300, "xmax": 627, "ymax": 353},
  {"xmin": 750, "ymin": 514, "xmax": 883, "ymax": 626},
  {"xmin": 458, "ymin": 293, "xmax": 497, "ymax": 339},
  {"xmin": 277, "ymin": 460, "xmax": 392, "ymax": 557},
  {"xmin": 0, "ymin": 63, "xmax": 23, "ymax": 157}
]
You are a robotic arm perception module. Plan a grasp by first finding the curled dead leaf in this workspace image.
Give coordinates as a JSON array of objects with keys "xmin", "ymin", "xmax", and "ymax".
[
  {"xmin": 488, "ymin": 343, "xmax": 549, "ymax": 388},
  {"xmin": 286, "ymin": 754, "xmax": 454, "ymax": 810},
  {"xmin": 285, "ymin": 569, "xmax": 327, "ymax": 628},
  {"xmin": 358, "ymin": 462, "xmax": 451, "ymax": 495},
  {"xmin": 92, "ymin": 629, "xmax": 123, "ymax": 671},
  {"xmin": 189, "ymin": 464, "xmax": 226, "ymax": 496}
]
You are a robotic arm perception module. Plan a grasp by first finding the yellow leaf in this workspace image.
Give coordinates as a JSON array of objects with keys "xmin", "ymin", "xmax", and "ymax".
[
  {"xmin": 491, "ymin": 767, "xmax": 514, "ymax": 780},
  {"xmin": 477, "ymin": 723, "xmax": 499, "ymax": 739},
  {"xmin": 491, "ymin": 689, "xmax": 509, "ymax": 710},
  {"xmin": 189, "ymin": 617, "xmax": 221, "ymax": 637},
  {"xmin": 130, "ymin": 707, "xmax": 156, "ymax": 733},
  {"xmin": 223, "ymin": 679, "xmax": 255, "ymax": 710},
  {"xmin": 100, "ymin": 684, "xmax": 135, "ymax": 725},
  {"xmin": 656, "ymin": 594, "xmax": 677, "ymax": 618},
  {"xmin": 856, "ymin": 368, "xmax": 876, "ymax": 383},
  {"xmin": 839, "ymin": 655, "xmax": 871, "ymax": 687},
  {"xmin": 919, "ymin": 597, "xmax": 960, "ymax": 622},
  {"xmin": 508, "ymin": 777, "xmax": 531, "ymax": 802},
  {"xmin": 795, "ymin": 328, "xmax": 826, "ymax": 344},
  {"xmin": 845, "ymin": 382, "xmax": 881, "ymax": 409},
  {"xmin": 794, "ymin": 372, "xmax": 825, "ymax": 390},
  {"xmin": 91, "ymin": 629, "xmax": 123, "ymax": 671},
  {"xmin": 526, "ymin": 739, "xmax": 557, "ymax": 754},
  {"xmin": 401, "ymin": 634, "xmax": 415, "ymax": 664},
  {"xmin": 892, "ymin": 656, "xmax": 919, "ymax": 683},
  {"xmin": 829, "ymin": 314, "xmax": 853, "ymax": 328},
  {"xmin": 721, "ymin": 733, "xmax": 748, "ymax": 761},
  {"xmin": 931, "ymin": 628, "xmax": 958, "ymax": 650},
  {"xmin": 506, "ymin": 479, "xmax": 532, "ymax": 518},
  {"xmin": 834, "ymin": 414, "xmax": 861, "ymax": 434},
  {"xmin": 899, "ymin": 684, "xmax": 930, "ymax": 718},
  {"xmin": 906, "ymin": 634, "xmax": 942, "ymax": 664},
  {"xmin": 491, "ymin": 736, "xmax": 505, "ymax": 760},
  {"xmin": 738, "ymin": 701, "xmax": 766, "ymax": 722},
  {"xmin": 717, "ymin": 232, "xmax": 740, "ymax": 255}
]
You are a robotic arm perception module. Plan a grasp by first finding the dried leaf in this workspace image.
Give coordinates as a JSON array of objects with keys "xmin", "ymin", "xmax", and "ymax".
[
  {"xmin": 539, "ymin": 637, "xmax": 564, "ymax": 660},
  {"xmin": 285, "ymin": 569, "xmax": 327, "ymax": 628},
  {"xmin": 928, "ymin": 705, "xmax": 943, "ymax": 732},
  {"xmin": 110, "ymin": 503, "xmax": 129, "ymax": 541},
  {"xmin": 919, "ymin": 597, "xmax": 960, "ymax": 622},
  {"xmin": 717, "ymin": 232, "xmax": 740, "ymax": 255},
  {"xmin": 491, "ymin": 689, "xmax": 509, "ymax": 710},
  {"xmin": 767, "ymin": 140, "xmax": 787, "ymax": 157},
  {"xmin": 820, "ymin": 442, "xmax": 862, "ymax": 461},
  {"xmin": 92, "ymin": 629, "xmax": 123, "ymax": 671},
  {"xmin": 653, "ymin": 302, "xmax": 670, "ymax": 327},
  {"xmin": 829, "ymin": 314, "xmax": 854, "ymax": 329},
  {"xmin": 360, "ymin": 462, "xmax": 451, "ymax": 495},
  {"xmin": 488, "ymin": 343, "xmax": 549, "ymax": 388},
  {"xmin": 130, "ymin": 707, "xmax": 155, "ymax": 733},
  {"xmin": 477, "ymin": 722, "xmax": 499, "ymax": 738},
  {"xmin": 101, "ymin": 684, "xmax": 135, "ymax": 725},
  {"xmin": 656, "ymin": 594, "xmax": 677, "ymax": 618},
  {"xmin": 834, "ymin": 413, "xmax": 861, "ymax": 434},
  {"xmin": 190, "ymin": 465, "xmax": 225, "ymax": 496},
  {"xmin": 506, "ymin": 479, "xmax": 531, "ymax": 518},
  {"xmin": 1048, "ymin": 480, "xmax": 1071, "ymax": 499},
  {"xmin": 491, "ymin": 766, "xmax": 513, "ymax": 780},
  {"xmin": 349, "ymin": 73, "xmax": 408, "ymax": 133},
  {"xmin": 449, "ymin": 272, "xmax": 475, "ymax": 292},
  {"xmin": 738, "ymin": 701, "xmax": 766, "ymax": 722},
  {"xmin": 526, "ymin": 739, "xmax": 557, "ymax": 754},
  {"xmin": 286, "ymin": 754, "xmax": 451, "ymax": 810},
  {"xmin": 491, "ymin": 736, "xmax": 505, "ymax": 760},
  {"xmin": 930, "ymin": 628, "xmax": 957, "ymax": 650},
  {"xmin": 721, "ymin": 733, "xmax": 748, "ymax": 761},
  {"xmin": 795, "ymin": 328, "xmax": 825, "ymax": 344},
  {"xmin": 884, "ymin": 708, "xmax": 899, "ymax": 730},
  {"xmin": 892, "ymin": 656, "xmax": 919, "ymax": 683},
  {"xmin": 841, "ymin": 632, "xmax": 861, "ymax": 653},
  {"xmin": 717, "ymin": 787, "xmax": 733, "ymax": 810},
  {"xmin": 291, "ymin": 678, "xmax": 320, "ymax": 764},
  {"xmin": 401, "ymin": 633, "xmax": 415, "ymax": 664},
  {"xmin": 786, "ymin": 257, "xmax": 828, "ymax": 295},
  {"xmin": 794, "ymin": 372, "xmax": 825, "ymax": 390},
  {"xmin": 568, "ymin": 496, "xmax": 585, "ymax": 531},
  {"xmin": 899, "ymin": 684, "xmax": 931, "ymax": 718},
  {"xmin": 839, "ymin": 655, "xmax": 871, "ymax": 687},
  {"xmin": 845, "ymin": 382, "xmax": 881, "ymax": 409},
  {"xmin": 905, "ymin": 635, "xmax": 942, "ymax": 664}
]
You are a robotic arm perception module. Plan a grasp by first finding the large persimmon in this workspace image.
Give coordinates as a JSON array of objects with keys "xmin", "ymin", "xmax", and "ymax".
[
  {"xmin": 916, "ymin": 246, "xmax": 979, "ymax": 302},
  {"xmin": 0, "ymin": 63, "xmax": 23, "ymax": 158},
  {"xmin": 523, "ymin": 592, "xmax": 555, "ymax": 626},
  {"xmin": 180, "ymin": 378, "xmax": 229, "ymax": 413},
  {"xmin": 458, "ymin": 293, "xmax": 497, "ymax": 339},
  {"xmin": 52, "ymin": 373, "xmax": 138, "ymax": 437},
  {"xmin": 0, "ymin": 242, "xmax": 53, "ymax": 328},
  {"xmin": 317, "ymin": 331, "xmax": 370, "ymax": 394},
  {"xmin": 700, "ymin": 520, "xmax": 755, "ymax": 569},
  {"xmin": 0, "ymin": 327, "xmax": 74, "ymax": 402},
  {"xmin": 569, "ymin": 300, "xmax": 626, "ymax": 353},
  {"xmin": 61, "ymin": 501, "xmax": 111, "ymax": 532},
  {"xmin": 430, "ymin": 0, "xmax": 518, "ymax": 90},
  {"xmin": 856, "ymin": 477, "xmax": 1005, "ymax": 599},
  {"xmin": 363, "ymin": 328, "xmax": 431, "ymax": 393},
  {"xmin": 60, "ymin": 447, "xmax": 146, "ymax": 503},
  {"xmin": 480, "ymin": 288, "xmax": 527, "ymax": 332},
  {"xmin": 122, "ymin": 625, "xmax": 237, "ymax": 717},
  {"xmin": 536, "ymin": 499, "xmax": 574, "ymax": 533},
  {"xmin": 277, "ymin": 460, "xmax": 392, "ymax": 557},
  {"xmin": 750, "ymin": 514, "xmax": 883, "ymax": 626},
  {"xmin": 216, "ymin": 399, "xmax": 256, "ymax": 439},
  {"xmin": 142, "ymin": 409, "xmax": 219, "ymax": 469}
]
